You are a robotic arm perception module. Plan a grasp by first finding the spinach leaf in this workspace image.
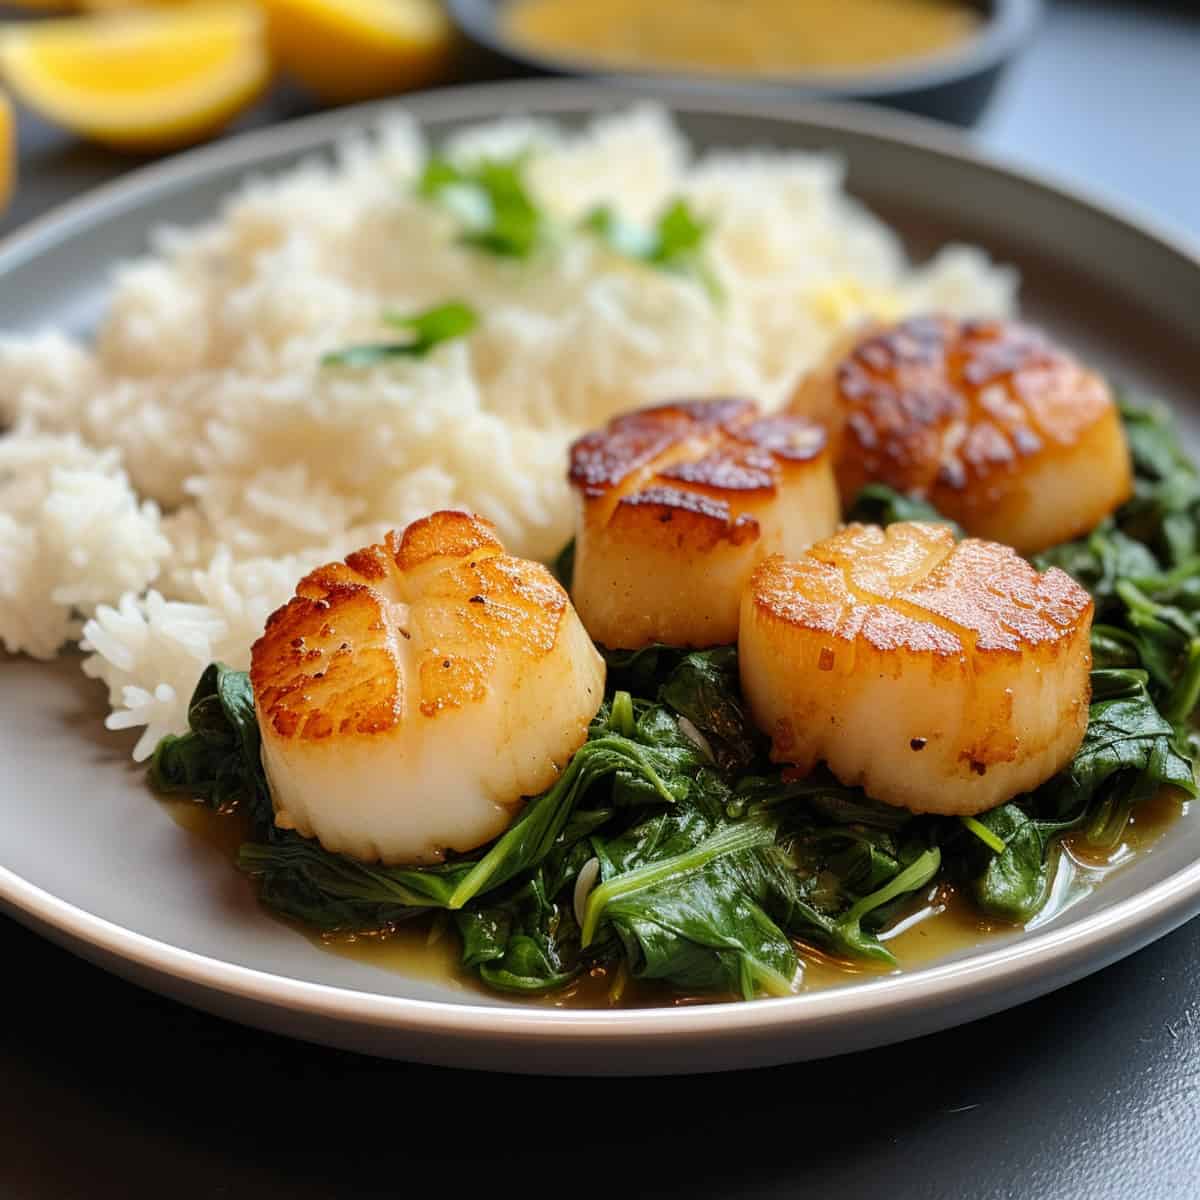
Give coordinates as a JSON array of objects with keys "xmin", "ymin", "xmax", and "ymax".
[
  {"xmin": 1113, "ymin": 397, "xmax": 1200, "ymax": 566},
  {"xmin": 603, "ymin": 697, "xmax": 726, "ymax": 812},
  {"xmin": 1111, "ymin": 579, "xmax": 1197, "ymax": 691},
  {"xmin": 845, "ymin": 484, "xmax": 963, "ymax": 535},
  {"xmin": 1058, "ymin": 668, "xmax": 1195, "ymax": 808},
  {"xmin": 601, "ymin": 643, "xmax": 689, "ymax": 694},
  {"xmin": 964, "ymin": 668, "xmax": 1198, "ymax": 922},
  {"xmin": 739, "ymin": 769, "xmax": 914, "ymax": 830},
  {"xmin": 732, "ymin": 770, "xmax": 935, "ymax": 962},
  {"xmin": 585, "ymin": 811, "xmax": 798, "ymax": 998},
  {"xmin": 965, "ymin": 805, "xmax": 1070, "ymax": 922},
  {"xmin": 1036, "ymin": 522, "xmax": 1161, "ymax": 604},
  {"xmin": 444, "ymin": 731, "xmax": 675, "ymax": 908},
  {"xmin": 239, "ymin": 832, "xmax": 472, "ymax": 928},
  {"xmin": 457, "ymin": 874, "xmax": 581, "ymax": 993},
  {"xmin": 453, "ymin": 806, "xmax": 614, "ymax": 993},
  {"xmin": 148, "ymin": 663, "xmax": 270, "ymax": 828},
  {"xmin": 1091, "ymin": 624, "xmax": 1143, "ymax": 669},
  {"xmin": 322, "ymin": 301, "xmax": 477, "ymax": 367},
  {"xmin": 1164, "ymin": 641, "xmax": 1200, "ymax": 727},
  {"xmin": 1039, "ymin": 520, "xmax": 1200, "ymax": 723},
  {"xmin": 658, "ymin": 647, "xmax": 759, "ymax": 770},
  {"xmin": 1120, "ymin": 395, "xmax": 1195, "ymax": 484},
  {"xmin": 233, "ymin": 703, "xmax": 688, "ymax": 930},
  {"xmin": 419, "ymin": 155, "xmax": 546, "ymax": 259},
  {"xmin": 830, "ymin": 847, "xmax": 941, "ymax": 964},
  {"xmin": 604, "ymin": 647, "xmax": 759, "ymax": 773}
]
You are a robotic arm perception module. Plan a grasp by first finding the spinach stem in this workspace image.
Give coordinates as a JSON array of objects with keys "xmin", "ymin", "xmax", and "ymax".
[
  {"xmin": 960, "ymin": 815, "xmax": 1006, "ymax": 854},
  {"xmin": 1165, "ymin": 638, "xmax": 1200, "ymax": 726},
  {"xmin": 610, "ymin": 690, "xmax": 635, "ymax": 738},
  {"xmin": 447, "ymin": 735, "xmax": 676, "ymax": 909},
  {"xmin": 836, "ymin": 847, "xmax": 942, "ymax": 933},
  {"xmin": 581, "ymin": 817, "xmax": 776, "ymax": 947}
]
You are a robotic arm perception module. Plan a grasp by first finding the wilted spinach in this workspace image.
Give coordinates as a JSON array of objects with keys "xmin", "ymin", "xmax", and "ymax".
[
  {"xmin": 804, "ymin": 400, "xmax": 1200, "ymax": 935},
  {"xmin": 235, "ymin": 705, "xmax": 688, "ymax": 929},
  {"xmin": 149, "ymin": 663, "xmax": 270, "ymax": 828},
  {"xmin": 845, "ymin": 483, "xmax": 964, "ymax": 535},
  {"xmin": 150, "ymin": 395, "xmax": 1200, "ymax": 1002},
  {"xmin": 584, "ymin": 810, "xmax": 800, "ymax": 998}
]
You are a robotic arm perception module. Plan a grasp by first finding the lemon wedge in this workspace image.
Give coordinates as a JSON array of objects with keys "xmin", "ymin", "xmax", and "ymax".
[
  {"xmin": 261, "ymin": 0, "xmax": 455, "ymax": 104},
  {"xmin": 0, "ymin": 91, "xmax": 14, "ymax": 214},
  {"xmin": 0, "ymin": 3, "xmax": 271, "ymax": 151}
]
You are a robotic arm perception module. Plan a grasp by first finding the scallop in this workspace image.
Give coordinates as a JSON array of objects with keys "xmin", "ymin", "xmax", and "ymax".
[
  {"xmin": 738, "ymin": 521, "xmax": 1094, "ymax": 815},
  {"xmin": 568, "ymin": 398, "xmax": 839, "ymax": 649},
  {"xmin": 791, "ymin": 315, "xmax": 1133, "ymax": 553},
  {"xmin": 249, "ymin": 511, "xmax": 605, "ymax": 865}
]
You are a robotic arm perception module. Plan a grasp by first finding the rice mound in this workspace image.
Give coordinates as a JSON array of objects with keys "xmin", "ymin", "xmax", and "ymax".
[{"xmin": 0, "ymin": 106, "xmax": 1017, "ymax": 757}]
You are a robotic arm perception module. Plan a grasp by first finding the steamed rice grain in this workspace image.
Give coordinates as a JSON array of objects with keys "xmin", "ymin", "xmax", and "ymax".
[{"xmin": 0, "ymin": 106, "xmax": 1017, "ymax": 754}]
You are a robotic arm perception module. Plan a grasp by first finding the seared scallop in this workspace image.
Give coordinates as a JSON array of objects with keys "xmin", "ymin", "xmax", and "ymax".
[
  {"xmin": 738, "ymin": 521, "xmax": 1093, "ymax": 815},
  {"xmin": 250, "ymin": 511, "xmax": 605, "ymax": 865},
  {"xmin": 791, "ymin": 316, "xmax": 1133, "ymax": 553},
  {"xmin": 568, "ymin": 398, "xmax": 839, "ymax": 649}
]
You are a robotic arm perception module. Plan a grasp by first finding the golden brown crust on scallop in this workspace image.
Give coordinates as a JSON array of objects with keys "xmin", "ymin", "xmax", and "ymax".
[
  {"xmin": 251, "ymin": 511, "xmax": 569, "ymax": 742},
  {"xmin": 568, "ymin": 398, "xmax": 752, "ymax": 498},
  {"xmin": 792, "ymin": 316, "xmax": 1134, "ymax": 552},
  {"xmin": 568, "ymin": 397, "xmax": 828, "ymax": 547},
  {"xmin": 607, "ymin": 484, "xmax": 762, "ymax": 551},
  {"xmin": 833, "ymin": 316, "xmax": 1107, "ymax": 491},
  {"xmin": 391, "ymin": 509, "xmax": 504, "ymax": 572},
  {"xmin": 750, "ymin": 522, "xmax": 1094, "ymax": 661},
  {"xmin": 568, "ymin": 397, "xmax": 840, "ymax": 650},
  {"xmin": 740, "ymin": 522, "xmax": 1094, "ymax": 811}
]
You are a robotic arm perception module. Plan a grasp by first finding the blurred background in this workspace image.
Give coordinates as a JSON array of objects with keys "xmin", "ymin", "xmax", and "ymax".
[{"xmin": 0, "ymin": 0, "xmax": 1195, "ymax": 238}]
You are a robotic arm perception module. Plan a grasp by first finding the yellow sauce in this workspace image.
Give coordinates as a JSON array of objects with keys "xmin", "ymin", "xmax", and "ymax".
[
  {"xmin": 502, "ymin": 0, "xmax": 981, "ymax": 79},
  {"xmin": 166, "ymin": 785, "xmax": 1186, "ymax": 1008}
]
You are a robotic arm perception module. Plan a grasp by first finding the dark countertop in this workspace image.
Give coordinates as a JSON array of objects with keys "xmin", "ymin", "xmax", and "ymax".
[{"xmin": 3, "ymin": 3, "xmax": 1199, "ymax": 1198}]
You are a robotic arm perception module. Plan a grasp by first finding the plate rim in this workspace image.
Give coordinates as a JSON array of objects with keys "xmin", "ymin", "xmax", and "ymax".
[
  {"xmin": 3, "ymin": 78, "xmax": 1200, "ymax": 1050},
  {"xmin": 3, "ymin": 79, "xmax": 1198, "ymax": 277}
]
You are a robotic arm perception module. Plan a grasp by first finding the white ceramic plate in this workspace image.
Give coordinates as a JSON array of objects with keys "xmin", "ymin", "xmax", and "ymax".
[{"xmin": 3, "ymin": 82, "xmax": 1200, "ymax": 1076}]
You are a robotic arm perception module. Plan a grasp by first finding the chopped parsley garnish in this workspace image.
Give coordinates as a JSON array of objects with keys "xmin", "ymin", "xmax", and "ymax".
[
  {"xmin": 419, "ymin": 155, "xmax": 546, "ymax": 259},
  {"xmin": 416, "ymin": 151, "xmax": 722, "ymax": 297},
  {"xmin": 582, "ymin": 198, "xmax": 723, "ymax": 300},
  {"xmin": 321, "ymin": 300, "xmax": 478, "ymax": 368}
]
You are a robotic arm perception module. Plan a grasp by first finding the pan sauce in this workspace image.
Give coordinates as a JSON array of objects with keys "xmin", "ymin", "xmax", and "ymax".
[{"xmin": 168, "ymin": 786, "xmax": 1184, "ymax": 1008}]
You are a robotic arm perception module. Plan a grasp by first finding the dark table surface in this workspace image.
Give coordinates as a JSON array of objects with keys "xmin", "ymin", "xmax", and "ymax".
[{"xmin": 4, "ymin": 3, "xmax": 1200, "ymax": 1198}]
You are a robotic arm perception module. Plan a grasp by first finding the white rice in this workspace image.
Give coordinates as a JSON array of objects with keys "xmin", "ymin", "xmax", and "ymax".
[{"xmin": 0, "ymin": 105, "xmax": 1017, "ymax": 757}]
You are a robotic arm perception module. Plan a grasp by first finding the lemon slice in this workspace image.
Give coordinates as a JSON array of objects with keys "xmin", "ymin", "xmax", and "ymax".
[
  {"xmin": 261, "ymin": 0, "xmax": 455, "ymax": 104},
  {"xmin": 0, "ymin": 91, "xmax": 14, "ymax": 214},
  {"xmin": 0, "ymin": 3, "xmax": 271, "ymax": 151}
]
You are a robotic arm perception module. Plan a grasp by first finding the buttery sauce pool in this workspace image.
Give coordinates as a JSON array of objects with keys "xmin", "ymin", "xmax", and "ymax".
[
  {"xmin": 168, "ymin": 787, "xmax": 1185, "ymax": 1008},
  {"xmin": 501, "ymin": 0, "xmax": 980, "ymax": 79}
]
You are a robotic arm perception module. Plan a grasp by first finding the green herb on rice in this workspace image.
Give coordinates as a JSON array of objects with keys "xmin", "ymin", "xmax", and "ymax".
[{"xmin": 321, "ymin": 300, "xmax": 478, "ymax": 367}]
